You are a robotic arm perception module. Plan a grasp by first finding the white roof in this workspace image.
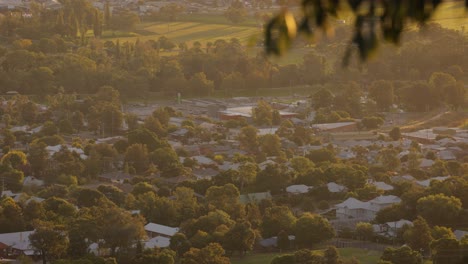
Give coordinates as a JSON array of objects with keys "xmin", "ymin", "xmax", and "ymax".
[
  {"xmin": 286, "ymin": 184, "xmax": 311, "ymax": 194},
  {"xmin": 0, "ymin": 231, "xmax": 34, "ymax": 250},
  {"xmin": 144, "ymin": 236, "xmax": 170, "ymax": 248},
  {"xmin": 372, "ymin": 181, "xmax": 394, "ymax": 191},
  {"xmin": 312, "ymin": 122, "xmax": 356, "ymax": 131},
  {"xmin": 369, "ymin": 195, "xmax": 401, "ymax": 205},
  {"xmin": 454, "ymin": 230, "xmax": 468, "ymax": 240},
  {"xmin": 416, "ymin": 176, "xmax": 450, "ymax": 188},
  {"xmin": 191, "ymin": 155, "xmax": 215, "ymax": 165},
  {"xmin": 144, "ymin": 223, "xmax": 179, "ymax": 237},
  {"xmin": 335, "ymin": 198, "xmax": 373, "ymax": 210},
  {"xmin": 327, "ymin": 182, "xmax": 346, "ymax": 193},
  {"xmin": 420, "ymin": 158, "xmax": 435, "ymax": 168},
  {"xmin": 23, "ymin": 176, "xmax": 45, "ymax": 187}
]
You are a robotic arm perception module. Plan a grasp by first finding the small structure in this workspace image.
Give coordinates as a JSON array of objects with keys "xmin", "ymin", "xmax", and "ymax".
[
  {"xmin": 312, "ymin": 122, "xmax": 357, "ymax": 133},
  {"xmin": 144, "ymin": 223, "xmax": 179, "ymax": 239}
]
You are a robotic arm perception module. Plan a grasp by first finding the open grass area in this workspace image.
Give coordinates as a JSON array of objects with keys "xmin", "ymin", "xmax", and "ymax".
[
  {"xmin": 99, "ymin": 2, "xmax": 466, "ymax": 66},
  {"xmin": 230, "ymin": 248, "xmax": 382, "ymax": 264}
]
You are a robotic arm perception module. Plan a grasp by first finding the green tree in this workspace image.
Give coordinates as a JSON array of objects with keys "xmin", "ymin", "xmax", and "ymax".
[
  {"xmin": 259, "ymin": 134, "xmax": 282, "ymax": 157},
  {"xmin": 355, "ymin": 222, "xmax": 374, "ymax": 241},
  {"xmin": 252, "ymin": 100, "xmax": 274, "ymax": 126},
  {"xmin": 29, "ymin": 221, "xmax": 69, "ymax": 264},
  {"xmin": 417, "ymin": 194, "xmax": 462, "ymax": 226},
  {"xmin": 294, "ymin": 213, "xmax": 335, "ymax": 247},
  {"xmin": 403, "ymin": 216, "xmax": 433, "ymax": 253},
  {"xmin": 181, "ymin": 243, "xmax": 230, "ymax": 264},
  {"xmin": 224, "ymin": 0, "xmax": 248, "ymax": 24},
  {"xmin": 313, "ymin": 88, "xmax": 334, "ymax": 110},
  {"xmin": 261, "ymin": 206, "xmax": 296, "ymax": 238},
  {"xmin": 389, "ymin": 127, "xmax": 401, "ymax": 141},
  {"xmin": 223, "ymin": 221, "xmax": 256, "ymax": 256},
  {"xmin": 238, "ymin": 125, "xmax": 259, "ymax": 153},
  {"xmin": 369, "ymin": 80, "xmax": 394, "ymax": 111},
  {"xmin": 150, "ymin": 147, "xmax": 182, "ymax": 177},
  {"xmin": 125, "ymin": 144, "xmax": 150, "ymax": 174},
  {"xmin": 381, "ymin": 246, "xmax": 422, "ymax": 264}
]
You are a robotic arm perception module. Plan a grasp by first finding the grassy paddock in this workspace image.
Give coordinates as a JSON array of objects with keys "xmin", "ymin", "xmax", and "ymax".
[{"xmin": 231, "ymin": 248, "xmax": 382, "ymax": 264}]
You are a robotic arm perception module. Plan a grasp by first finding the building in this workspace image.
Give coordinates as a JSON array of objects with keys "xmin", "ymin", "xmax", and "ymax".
[
  {"xmin": 144, "ymin": 223, "xmax": 179, "ymax": 239},
  {"xmin": 0, "ymin": 231, "xmax": 36, "ymax": 259}
]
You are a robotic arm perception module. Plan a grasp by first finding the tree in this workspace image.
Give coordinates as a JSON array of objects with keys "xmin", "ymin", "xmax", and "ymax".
[
  {"xmin": 29, "ymin": 221, "xmax": 69, "ymax": 264},
  {"xmin": 252, "ymin": 100, "xmax": 274, "ymax": 126},
  {"xmin": 378, "ymin": 147, "xmax": 400, "ymax": 172},
  {"xmin": 361, "ymin": 116, "xmax": 384, "ymax": 130},
  {"xmin": 313, "ymin": 88, "xmax": 334, "ymax": 109},
  {"xmin": 431, "ymin": 226, "xmax": 455, "ymax": 240},
  {"xmin": 355, "ymin": 222, "xmax": 374, "ymax": 241},
  {"xmin": 259, "ymin": 134, "xmax": 282, "ymax": 157},
  {"xmin": 238, "ymin": 125, "xmax": 259, "ymax": 153},
  {"xmin": 261, "ymin": 206, "xmax": 296, "ymax": 238},
  {"xmin": 403, "ymin": 216, "xmax": 433, "ymax": 253},
  {"xmin": 389, "ymin": 127, "xmax": 401, "ymax": 141},
  {"xmin": 369, "ymin": 80, "xmax": 394, "ymax": 111},
  {"xmin": 237, "ymin": 162, "xmax": 257, "ymax": 191},
  {"xmin": 294, "ymin": 213, "xmax": 335, "ymax": 247},
  {"xmin": 1, "ymin": 150, "xmax": 27, "ymax": 170},
  {"xmin": 150, "ymin": 147, "xmax": 182, "ymax": 177},
  {"xmin": 125, "ymin": 144, "xmax": 150, "ymax": 174},
  {"xmin": 189, "ymin": 72, "xmax": 214, "ymax": 96},
  {"xmin": 380, "ymin": 246, "xmax": 422, "ymax": 264},
  {"xmin": 181, "ymin": 243, "xmax": 230, "ymax": 264},
  {"xmin": 206, "ymin": 184, "xmax": 244, "ymax": 219},
  {"xmin": 431, "ymin": 238, "xmax": 464, "ymax": 264},
  {"xmin": 417, "ymin": 194, "xmax": 462, "ymax": 226},
  {"xmin": 223, "ymin": 221, "xmax": 256, "ymax": 256},
  {"xmin": 224, "ymin": 0, "xmax": 248, "ymax": 24},
  {"xmin": 96, "ymin": 206, "xmax": 146, "ymax": 256}
]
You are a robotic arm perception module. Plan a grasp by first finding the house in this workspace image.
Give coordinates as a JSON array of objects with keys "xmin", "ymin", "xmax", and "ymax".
[
  {"xmin": 335, "ymin": 195, "xmax": 401, "ymax": 221},
  {"xmin": 369, "ymin": 195, "xmax": 402, "ymax": 211},
  {"xmin": 373, "ymin": 219, "xmax": 413, "ymax": 238},
  {"xmin": 0, "ymin": 231, "xmax": 36, "ymax": 259},
  {"xmin": 371, "ymin": 181, "xmax": 394, "ymax": 191},
  {"xmin": 335, "ymin": 198, "xmax": 376, "ymax": 221},
  {"xmin": 416, "ymin": 176, "xmax": 450, "ymax": 188},
  {"xmin": 23, "ymin": 176, "xmax": 44, "ymax": 187},
  {"xmin": 239, "ymin": 191, "xmax": 272, "ymax": 204},
  {"xmin": 286, "ymin": 184, "xmax": 311, "ymax": 194},
  {"xmin": 144, "ymin": 223, "xmax": 179, "ymax": 239},
  {"xmin": 144, "ymin": 236, "xmax": 171, "ymax": 249},
  {"xmin": 192, "ymin": 168, "xmax": 218, "ymax": 180},
  {"xmin": 327, "ymin": 182, "xmax": 347, "ymax": 193}
]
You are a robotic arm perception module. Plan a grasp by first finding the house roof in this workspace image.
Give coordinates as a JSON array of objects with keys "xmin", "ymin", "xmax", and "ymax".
[
  {"xmin": 386, "ymin": 219, "xmax": 413, "ymax": 229},
  {"xmin": 312, "ymin": 122, "xmax": 356, "ymax": 131},
  {"xmin": 23, "ymin": 176, "xmax": 45, "ymax": 187},
  {"xmin": 0, "ymin": 231, "xmax": 34, "ymax": 251},
  {"xmin": 416, "ymin": 176, "xmax": 450, "ymax": 188},
  {"xmin": 335, "ymin": 198, "xmax": 372, "ymax": 210},
  {"xmin": 371, "ymin": 181, "xmax": 394, "ymax": 191},
  {"xmin": 327, "ymin": 182, "xmax": 347, "ymax": 193},
  {"xmin": 144, "ymin": 223, "xmax": 179, "ymax": 237},
  {"xmin": 454, "ymin": 230, "xmax": 468, "ymax": 240},
  {"xmin": 369, "ymin": 195, "xmax": 401, "ymax": 205},
  {"xmin": 144, "ymin": 236, "xmax": 171, "ymax": 248},
  {"xmin": 286, "ymin": 184, "xmax": 311, "ymax": 194}
]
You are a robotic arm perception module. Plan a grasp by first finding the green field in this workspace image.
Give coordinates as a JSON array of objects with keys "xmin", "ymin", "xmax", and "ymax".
[
  {"xmin": 100, "ymin": 1, "xmax": 467, "ymax": 66},
  {"xmin": 231, "ymin": 248, "xmax": 382, "ymax": 264}
]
